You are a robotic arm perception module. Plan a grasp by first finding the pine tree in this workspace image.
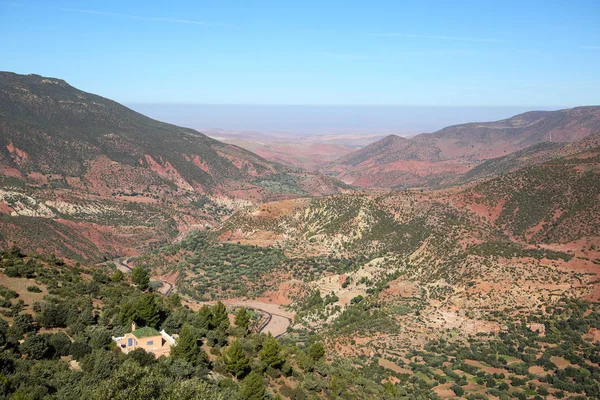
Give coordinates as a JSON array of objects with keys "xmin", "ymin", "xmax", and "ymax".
[
  {"xmin": 171, "ymin": 324, "xmax": 206, "ymax": 366},
  {"xmin": 259, "ymin": 333, "xmax": 284, "ymax": 370},
  {"xmin": 112, "ymin": 270, "xmax": 124, "ymax": 282},
  {"xmin": 131, "ymin": 266, "xmax": 150, "ymax": 290},
  {"xmin": 126, "ymin": 293, "xmax": 164, "ymax": 329},
  {"xmin": 307, "ymin": 342, "xmax": 325, "ymax": 361},
  {"xmin": 166, "ymin": 293, "xmax": 181, "ymax": 308},
  {"xmin": 223, "ymin": 339, "xmax": 250, "ymax": 378},
  {"xmin": 211, "ymin": 301, "xmax": 229, "ymax": 329},
  {"xmin": 240, "ymin": 371, "xmax": 265, "ymax": 400},
  {"xmin": 234, "ymin": 308, "xmax": 251, "ymax": 334},
  {"xmin": 195, "ymin": 305, "xmax": 213, "ymax": 330}
]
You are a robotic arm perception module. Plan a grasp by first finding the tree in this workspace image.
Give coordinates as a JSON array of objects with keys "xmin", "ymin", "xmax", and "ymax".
[
  {"xmin": 0, "ymin": 319, "xmax": 8, "ymax": 346},
  {"xmin": 85, "ymin": 359, "xmax": 165, "ymax": 399},
  {"xmin": 451, "ymin": 384, "xmax": 464, "ymax": 396},
  {"xmin": 112, "ymin": 270, "xmax": 125, "ymax": 282},
  {"xmin": 163, "ymin": 378, "xmax": 227, "ymax": 400},
  {"xmin": 207, "ymin": 321, "xmax": 229, "ymax": 348},
  {"xmin": 195, "ymin": 305, "xmax": 212, "ymax": 331},
  {"xmin": 127, "ymin": 348, "xmax": 157, "ymax": 367},
  {"xmin": 167, "ymin": 293, "xmax": 181, "ymax": 308},
  {"xmin": 89, "ymin": 328, "xmax": 112, "ymax": 349},
  {"xmin": 223, "ymin": 339, "xmax": 250, "ymax": 378},
  {"xmin": 131, "ymin": 266, "xmax": 150, "ymax": 290},
  {"xmin": 234, "ymin": 308, "xmax": 251, "ymax": 333},
  {"xmin": 70, "ymin": 340, "xmax": 92, "ymax": 360},
  {"xmin": 81, "ymin": 349, "xmax": 118, "ymax": 381},
  {"xmin": 119, "ymin": 293, "xmax": 165, "ymax": 329},
  {"xmin": 20, "ymin": 333, "xmax": 52, "ymax": 360},
  {"xmin": 10, "ymin": 313, "xmax": 36, "ymax": 339},
  {"xmin": 240, "ymin": 371, "xmax": 265, "ymax": 400},
  {"xmin": 37, "ymin": 302, "xmax": 68, "ymax": 328},
  {"xmin": 259, "ymin": 334, "xmax": 284, "ymax": 370},
  {"xmin": 49, "ymin": 332, "xmax": 71, "ymax": 357},
  {"xmin": 307, "ymin": 342, "xmax": 325, "ymax": 362},
  {"xmin": 211, "ymin": 302, "xmax": 229, "ymax": 329},
  {"xmin": 171, "ymin": 324, "xmax": 207, "ymax": 368},
  {"xmin": 161, "ymin": 311, "xmax": 184, "ymax": 334}
]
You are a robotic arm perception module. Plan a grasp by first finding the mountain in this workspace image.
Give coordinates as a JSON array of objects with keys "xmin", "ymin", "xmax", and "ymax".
[
  {"xmin": 0, "ymin": 72, "xmax": 347, "ymax": 199},
  {"xmin": 137, "ymin": 139, "xmax": 599, "ymax": 394},
  {"xmin": 0, "ymin": 72, "xmax": 348, "ymax": 261},
  {"xmin": 459, "ymin": 131, "xmax": 600, "ymax": 182},
  {"xmin": 452, "ymin": 139, "xmax": 600, "ymax": 244},
  {"xmin": 323, "ymin": 106, "xmax": 600, "ymax": 188},
  {"xmin": 2, "ymin": 76, "xmax": 600, "ymax": 400}
]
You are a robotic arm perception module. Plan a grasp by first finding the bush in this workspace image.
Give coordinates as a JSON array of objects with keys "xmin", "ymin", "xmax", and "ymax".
[
  {"xmin": 70, "ymin": 341, "xmax": 92, "ymax": 360},
  {"xmin": 50, "ymin": 332, "xmax": 72, "ymax": 357},
  {"xmin": 20, "ymin": 333, "xmax": 52, "ymax": 360},
  {"xmin": 451, "ymin": 384, "xmax": 465, "ymax": 396}
]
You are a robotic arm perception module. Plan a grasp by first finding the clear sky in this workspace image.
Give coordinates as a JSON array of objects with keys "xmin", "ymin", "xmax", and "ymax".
[{"xmin": 1, "ymin": 0, "xmax": 599, "ymax": 107}]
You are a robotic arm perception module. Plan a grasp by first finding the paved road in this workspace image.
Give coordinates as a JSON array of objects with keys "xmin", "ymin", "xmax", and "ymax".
[
  {"xmin": 188, "ymin": 300, "xmax": 294, "ymax": 337},
  {"xmin": 116, "ymin": 258, "xmax": 292, "ymax": 335}
]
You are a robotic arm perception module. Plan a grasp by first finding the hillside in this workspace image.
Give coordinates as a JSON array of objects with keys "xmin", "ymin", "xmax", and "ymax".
[
  {"xmin": 452, "ymin": 143, "xmax": 600, "ymax": 245},
  {"xmin": 128, "ymin": 140, "xmax": 600, "ymax": 399},
  {"xmin": 323, "ymin": 107, "xmax": 600, "ymax": 188},
  {"xmin": 0, "ymin": 72, "xmax": 348, "ymax": 261},
  {"xmin": 0, "ymin": 249, "xmax": 432, "ymax": 400}
]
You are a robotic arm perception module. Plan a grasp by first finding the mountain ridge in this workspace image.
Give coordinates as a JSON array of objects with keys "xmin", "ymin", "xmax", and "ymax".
[
  {"xmin": 0, "ymin": 72, "xmax": 349, "ymax": 261},
  {"xmin": 323, "ymin": 106, "xmax": 600, "ymax": 188}
]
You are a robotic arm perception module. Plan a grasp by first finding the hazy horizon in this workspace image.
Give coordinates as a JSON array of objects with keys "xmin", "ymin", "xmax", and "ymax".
[
  {"xmin": 4, "ymin": 2, "xmax": 599, "ymax": 107},
  {"xmin": 127, "ymin": 104, "xmax": 559, "ymax": 136}
]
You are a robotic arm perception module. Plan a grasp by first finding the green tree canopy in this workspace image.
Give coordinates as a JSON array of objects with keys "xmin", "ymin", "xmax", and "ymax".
[
  {"xmin": 112, "ymin": 270, "xmax": 125, "ymax": 282},
  {"xmin": 240, "ymin": 371, "xmax": 265, "ymax": 400},
  {"xmin": 259, "ymin": 334, "xmax": 284, "ymax": 370},
  {"xmin": 131, "ymin": 266, "xmax": 150, "ymax": 291},
  {"xmin": 211, "ymin": 302, "xmax": 229, "ymax": 329},
  {"xmin": 223, "ymin": 339, "xmax": 250, "ymax": 379},
  {"xmin": 119, "ymin": 293, "xmax": 166, "ymax": 329},
  {"xmin": 234, "ymin": 307, "xmax": 251, "ymax": 334},
  {"xmin": 49, "ymin": 332, "xmax": 71, "ymax": 357},
  {"xmin": 20, "ymin": 333, "xmax": 52, "ymax": 360},
  {"xmin": 307, "ymin": 342, "xmax": 325, "ymax": 362},
  {"xmin": 171, "ymin": 324, "xmax": 207, "ymax": 368}
]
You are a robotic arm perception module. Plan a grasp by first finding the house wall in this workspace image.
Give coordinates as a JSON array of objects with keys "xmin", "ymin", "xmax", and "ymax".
[{"xmin": 115, "ymin": 333, "xmax": 172, "ymax": 357}]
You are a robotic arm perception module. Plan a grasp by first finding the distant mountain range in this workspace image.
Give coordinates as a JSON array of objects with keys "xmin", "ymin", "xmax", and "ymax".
[
  {"xmin": 0, "ymin": 72, "xmax": 347, "ymax": 199},
  {"xmin": 323, "ymin": 106, "xmax": 600, "ymax": 188},
  {"xmin": 1, "ymin": 71, "xmax": 599, "ymax": 262},
  {"xmin": 0, "ymin": 72, "xmax": 348, "ymax": 260}
]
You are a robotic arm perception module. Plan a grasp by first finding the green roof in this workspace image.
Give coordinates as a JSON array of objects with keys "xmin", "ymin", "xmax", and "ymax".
[{"xmin": 132, "ymin": 326, "xmax": 161, "ymax": 338}]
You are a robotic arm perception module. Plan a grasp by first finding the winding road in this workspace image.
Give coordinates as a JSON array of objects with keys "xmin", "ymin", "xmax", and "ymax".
[
  {"xmin": 187, "ymin": 300, "xmax": 294, "ymax": 337},
  {"xmin": 115, "ymin": 258, "xmax": 293, "ymax": 336}
]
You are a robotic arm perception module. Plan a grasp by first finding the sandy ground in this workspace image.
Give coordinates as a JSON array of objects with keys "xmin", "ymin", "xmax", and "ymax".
[
  {"xmin": 0, "ymin": 274, "xmax": 48, "ymax": 317},
  {"xmin": 378, "ymin": 358, "xmax": 412, "ymax": 374}
]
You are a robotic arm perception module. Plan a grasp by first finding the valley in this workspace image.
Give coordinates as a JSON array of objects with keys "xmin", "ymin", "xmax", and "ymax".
[{"xmin": 0, "ymin": 72, "xmax": 599, "ymax": 399}]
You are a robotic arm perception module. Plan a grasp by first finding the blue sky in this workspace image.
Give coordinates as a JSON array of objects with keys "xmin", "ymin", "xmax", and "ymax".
[{"xmin": 1, "ymin": 0, "xmax": 600, "ymax": 107}]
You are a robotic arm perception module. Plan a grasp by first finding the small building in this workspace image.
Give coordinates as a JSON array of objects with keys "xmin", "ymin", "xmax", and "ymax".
[{"xmin": 113, "ymin": 322, "xmax": 176, "ymax": 358}]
